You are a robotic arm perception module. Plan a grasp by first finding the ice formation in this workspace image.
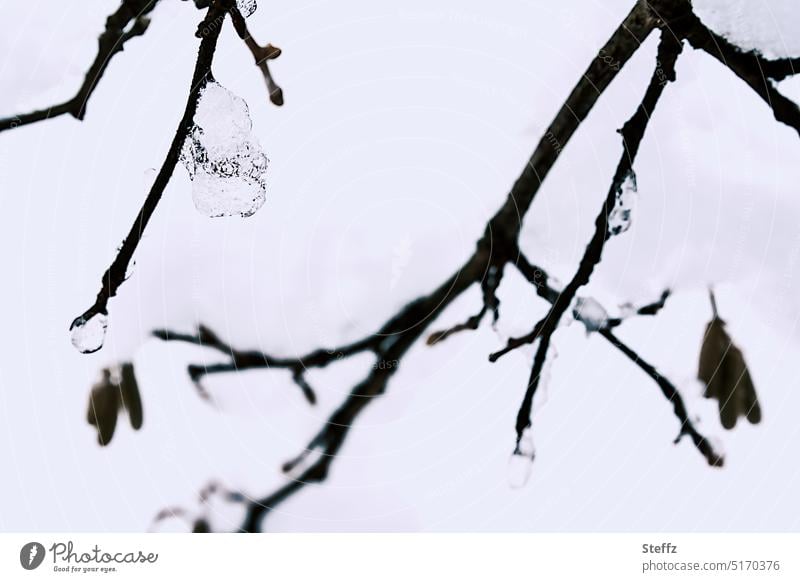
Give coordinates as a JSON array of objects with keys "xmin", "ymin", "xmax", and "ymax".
[
  {"xmin": 507, "ymin": 428, "xmax": 536, "ymax": 489},
  {"xmin": 607, "ymin": 170, "xmax": 637, "ymax": 236},
  {"xmin": 573, "ymin": 296, "xmax": 610, "ymax": 333},
  {"xmin": 181, "ymin": 81, "xmax": 269, "ymax": 218},
  {"xmin": 70, "ymin": 312, "xmax": 108, "ymax": 354}
]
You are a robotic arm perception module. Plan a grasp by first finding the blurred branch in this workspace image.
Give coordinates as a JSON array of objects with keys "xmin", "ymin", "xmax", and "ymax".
[
  {"xmin": 512, "ymin": 253, "xmax": 720, "ymax": 466},
  {"xmin": 0, "ymin": 0, "xmax": 161, "ymax": 133},
  {"xmin": 153, "ymin": 324, "xmax": 378, "ymax": 404},
  {"xmin": 154, "ymin": 0, "xmax": 659, "ymax": 531}
]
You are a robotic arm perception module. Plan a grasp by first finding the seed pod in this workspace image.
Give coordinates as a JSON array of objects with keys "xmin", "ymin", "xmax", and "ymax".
[
  {"xmin": 119, "ymin": 362, "xmax": 143, "ymax": 430},
  {"xmin": 87, "ymin": 369, "xmax": 120, "ymax": 446},
  {"xmin": 698, "ymin": 316, "xmax": 761, "ymax": 430}
]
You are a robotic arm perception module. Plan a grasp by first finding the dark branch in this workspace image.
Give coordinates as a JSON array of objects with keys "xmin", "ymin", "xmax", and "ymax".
[
  {"xmin": 600, "ymin": 329, "xmax": 723, "ymax": 466},
  {"xmin": 675, "ymin": 9, "xmax": 800, "ymax": 135},
  {"xmin": 512, "ymin": 253, "xmax": 719, "ymax": 466},
  {"xmin": 632, "ymin": 288, "xmax": 671, "ymax": 316},
  {"xmin": 0, "ymin": 0, "xmax": 160, "ymax": 133},
  {"xmin": 497, "ymin": 32, "xmax": 682, "ymax": 447},
  {"xmin": 426, "ymin": 306, "xmax": 487, "ymax": 345},
  {"xmin": 70, "ymin": 3, "xmax": 229, "ymax": 338},
  {"xmin": 229, "ymin": 5, "xmax": 284, "ymax": 105},
  {"xmin": 156, "ymin": 2, "xmax": 661, "ymax": 531},
  {"xmin": 154, "ymin": 324, "xmax": 377, "ymax": 404}
]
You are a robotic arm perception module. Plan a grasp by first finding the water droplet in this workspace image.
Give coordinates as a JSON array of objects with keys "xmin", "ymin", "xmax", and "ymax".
[
  {"xmin": 70, "ymin": 312, "xmax": 108, "ymax": 354},
  {"xmin": 707, "ymin": 435, "xmax": 726, "ymax": 459},
  {"xmin": 507, "ymin": 429, "xmax": 536, "ymax": 489},
  {"xmin": 607, "ymin": 170, "xmax": 637, "ymax": 236},
  {"xmin": 236, "ymin": 0, "xmax": 257, "ymax": 17},
  {"xmin": 181, "ymin": 81, "xmax": 269, "ymax": 218}
]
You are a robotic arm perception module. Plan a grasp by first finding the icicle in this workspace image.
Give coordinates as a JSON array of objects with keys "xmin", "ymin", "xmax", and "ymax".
[{"xmin": 507, "ymin": 428, "xmax": 536, "ymax": 489}]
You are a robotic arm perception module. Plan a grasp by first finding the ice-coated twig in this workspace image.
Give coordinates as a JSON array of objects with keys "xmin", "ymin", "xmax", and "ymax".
[
  {"xmin": 0, "ymin": 0, "xmax": 161, "ymax": 133},
  {"xmin": 511, "ymin": 253, "xmax": 721, "ymax": 466},
  {"xmin": 494, "ymin": 32, "xmax": 682, "ymax": 449},
  {"xmin": 70, "ymin": 2, "xmax": 229, "ymax": 343},
  {"xmin": 150, "ymin": 1, "xmax": 660, "ymax": 531}
]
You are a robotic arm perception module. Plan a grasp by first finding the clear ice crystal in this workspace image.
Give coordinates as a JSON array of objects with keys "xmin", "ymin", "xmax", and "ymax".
[
  {"xmin": 70, "ymin": 312, "xmax": 108, "ymax": 354},
  {"xmin": 236, "ymin": 0, "xmax": 257, "ymax": 17},
  {"xmin": 507, "ymin": 428, "xmax": 536, "ymax": 489},
  {"xmin": 181, "ymin": 81, "xmax": 268, "ymax": 218},
  {"xmin": 573, "ymin": 296, "xmax": 610, "ymax": 333},
  {"xmin": 607, "ymin": 170, "xmax": 638, "ymax": 236}
]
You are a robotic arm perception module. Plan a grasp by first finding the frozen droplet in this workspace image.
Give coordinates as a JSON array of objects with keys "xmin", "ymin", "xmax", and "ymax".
[
  {"xmin": 607, "ymin": 170, "xmax": 637, "ymax": 236},
  {"xmin": 236, "ymin": 0, "xmax": 257, "ymax": 17},
  {"xmin": 573, "ymin": 296, "xmax": 610, "ymax": 332},
  {"xmin": 181, "ymin": 81, "xmax": 269, "ymax": 218},
  {"xmin": 70, "ymin": 312, "xmax": 108, "ymax": 354},
  {"xmin": 507, "ymin": 428, "xmax": 536, "ymax": 489}
]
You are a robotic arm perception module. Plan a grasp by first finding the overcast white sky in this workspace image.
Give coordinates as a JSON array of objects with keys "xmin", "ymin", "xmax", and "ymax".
[{"xmin": 0, "ymin": 0, "xmax": 799, "ymax": 532}]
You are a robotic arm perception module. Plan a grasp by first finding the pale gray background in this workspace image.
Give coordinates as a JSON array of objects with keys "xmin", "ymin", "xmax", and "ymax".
[{"xmin": 0, "ymin": 0, "xmax": 799, "ymax": 531}]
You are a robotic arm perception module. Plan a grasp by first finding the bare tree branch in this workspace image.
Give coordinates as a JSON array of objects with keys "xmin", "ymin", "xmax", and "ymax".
[
  {"xmin": 599, "ymin": 328, "xmax": 723, "ymax": 466},
  {"xmin": 510, "ymin": 253, "xmax": 719, "ymax": 466},
  {"xmin": 149, "ymin": 1, "xmax": 660, "ymax": 531},
  {"xmin": 70, "ymin": 2, "xmax": 230, "ymax": 338},
  {"xmin": 492, "ymin": 32, "xmax": 682, "ymax": 452},
  {"xmin": 0, "ymin": 0, "xmax": 161, "ymax": 133},
  {"xmin": 229, "ymin": 6, "xmax": 284, "ymax": 105},
  {"xmin": 153, "ymin": 324, "xmax": 377, "ymax": 404},
  {"xmin": 671, "ymin": 7, "xmax": 800, "ymax": 135}
]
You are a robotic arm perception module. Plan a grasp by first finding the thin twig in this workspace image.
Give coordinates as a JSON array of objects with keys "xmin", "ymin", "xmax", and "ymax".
[
  {"xmin": 511, "ymin": 254, "xmax": 719, "ymax": 466},
  {"xmin": 600, "ymin": 329, "xmax": 724, "ymax": 466},
  {"xmin": 162, "ymin": 1, "xmax": 659, "ymax": 531},
  {"xmin": 675, "ymin": 9, "xmax": 800, "ymax": 135},
  {"xmin": 229, "ymin": 5, "xmax": 284, "ymax": 105},
  {"xmin": 0, "ymin": 0, "xmax": 160, "ymax": 132},
  {"xmin": 70, "ymin": 3, "xmax": 229, "ymax": 334},
  {"xmin": 496, "ymin": 32, "xmax": 682, "ymax": 447},
  {"xmin": 154, "ymin": 324, "xmax": 377, "ymax": 404}
]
